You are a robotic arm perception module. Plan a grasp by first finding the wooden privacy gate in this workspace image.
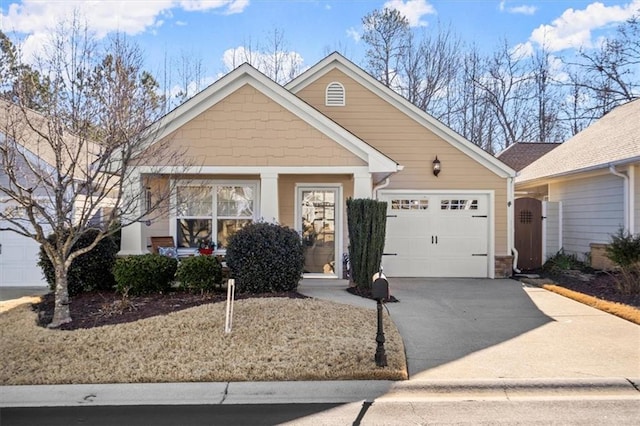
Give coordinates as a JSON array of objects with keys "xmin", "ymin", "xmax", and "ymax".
[{"xmin": 514, "ymin": 198, "xmax": 542, "ymax": 270}]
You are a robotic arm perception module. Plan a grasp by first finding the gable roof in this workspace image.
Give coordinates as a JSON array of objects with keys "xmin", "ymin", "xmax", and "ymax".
[
  {"xmin": 286, "ymin": 52, "xmax": 516, "ymax": 179},
  {"xmin": 496, "ymin": 142, "xmax": 561, "ymax": 172},
  {"xmin": 0, "ymin": 99, "xmax": 99, "ymax": 178},
  {"xmin": 142, "ymin": 62, "xmax": 400, "ymax": 174},
  {"xmin": 517, "ymin": 99, "xmax": 640, "ymax": 184}
]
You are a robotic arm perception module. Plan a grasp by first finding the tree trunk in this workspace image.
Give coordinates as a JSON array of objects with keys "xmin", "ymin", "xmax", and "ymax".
[{"xmin": 49, "ymin": 264, "xmax": 72, "ymax": 328}]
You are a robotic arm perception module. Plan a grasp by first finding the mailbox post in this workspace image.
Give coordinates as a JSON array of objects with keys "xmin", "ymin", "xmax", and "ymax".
[{"xmin": 372, "ymin": 273, "xmax": 389, "ymax": 367}]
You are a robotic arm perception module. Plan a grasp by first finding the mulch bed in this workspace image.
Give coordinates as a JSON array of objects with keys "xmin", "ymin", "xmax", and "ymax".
[
  {"xmin": 523, "ymin": 269, "xmax": 640, "ymax": 309},
  {"xmin": 33, "ymin": 290, "xmax": 307, "ymax": 331}
]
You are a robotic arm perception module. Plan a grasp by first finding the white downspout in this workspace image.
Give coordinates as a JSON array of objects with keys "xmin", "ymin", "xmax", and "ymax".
[
  {"xmin": 373, "ymin": 178, "xmax": 391, "ymax": 200},
  {"xmin": 609, "ymin": 165, "xmax": 630, "ymax": 232},
  {"xmin": 512, "ymin": 247, "xmax": 521, "ymax": 273}
]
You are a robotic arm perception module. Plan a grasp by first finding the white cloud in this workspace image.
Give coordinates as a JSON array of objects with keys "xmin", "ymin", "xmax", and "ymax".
[
  {"xmin": 1, "ymin": 0, "xmax": 250, "ymax": 61},
  {"xmin": 346, "ymin": 27, "xmax": 361, "ymax": 43},
  {"xmin": 221, "ymin": 45, "xmax": 305, "ymax": 84},
  {"xmin": 511, "ymin": 41, "xmax": 534, "ymax": 58},
  {"xmin": 499, "ymin": 1, "xmax": 537, "ymax": 15},
  {"xmin": 529, "ymin": 0, "xmax": 640, "ymax": 52},
  {"xmin": 383, "ymin": 0, "xmax": 436, "ymax": 27},
  {"xmin": 510, "ymin": 5, "xmax": 537, "ymax": 15}
]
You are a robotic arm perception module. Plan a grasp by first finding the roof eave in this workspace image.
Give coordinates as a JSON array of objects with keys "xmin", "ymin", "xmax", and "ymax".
[{"xmin": 517, "ymin": 155, "xmax": 640, "ymax": 186}]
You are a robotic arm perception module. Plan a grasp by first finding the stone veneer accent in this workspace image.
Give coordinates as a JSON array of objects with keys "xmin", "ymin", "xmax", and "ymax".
[
  {"xmin": 590, "ymin": 243, "xmax": 617, "ymax": 271},
  {"xmin": 495, "ymin": 255, "xmax": 514, "ymax": 278}
]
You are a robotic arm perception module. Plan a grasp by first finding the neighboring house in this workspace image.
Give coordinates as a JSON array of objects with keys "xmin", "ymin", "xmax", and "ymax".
[
  {"xmin": 497, "ymin": 142, "xmax": 561, "ymax": 172},
  {"xmin": 514, "ymin": 99, "xmax": 640, "ymax": 270},
  {"xmin": 120, "ymin": 53, "xmax": 516, "ymax": 278},
  {"xmin": 0, "ymin": 100, "xmax": 108, "ymax": 287}
]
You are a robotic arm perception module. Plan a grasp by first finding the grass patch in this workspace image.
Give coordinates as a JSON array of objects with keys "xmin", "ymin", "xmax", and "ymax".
[
  {"xmin": 542, "ymin": 284, "xmax": 640, "ymax": 325},
  {"xmin": 0, "ymin": 297, "xmax": 407, "ymax": 385}
]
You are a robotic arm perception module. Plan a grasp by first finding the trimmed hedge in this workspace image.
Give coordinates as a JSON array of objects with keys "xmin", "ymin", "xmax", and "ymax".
[
  {"xmin": 346, "ymin": 198, "xmax": 387, "ymax": 290},
  {"xmin": 38, "ymin": 229, "xmax": 119, "ymax": 296},
  {"xmin": 176, "ymin": 255, "xmax": 223, "ymax": 293},
  {"xmin": 113, "ymin": 254, "xmax": 177, "ymax": 296},
  {"xmin": 226, "ymin": 222, "xmax": 304, "ymax": 293}
]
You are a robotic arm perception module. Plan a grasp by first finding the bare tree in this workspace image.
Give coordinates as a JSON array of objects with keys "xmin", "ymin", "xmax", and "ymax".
[
  {"xmin": 529, "ymin": 46, "xmax": 565, "ymax": 142},
  {"xmin": 362, "ymin": 8, "xmax": 410, "ymax": 89},
  {"xmin": 402, "ymin": 23, "xmax": 462, "ymax": 121},
  {"xmin": 472, "ymin": 40, "xmax": 536, "ymax": 149},
  {"xmin": 222, "ymin": 29, "xmax": 303, "ymax": 85},
  {"xmin": 173, "ymin": 49, "xmax": 206, "ymax": 105},
  {"xmin": 0, "ymin": 17, "xmax": 176, "ymax": 327},
  {"xmin": 566, "ymin": 15, "xmax": 640, "ymax": 118}
]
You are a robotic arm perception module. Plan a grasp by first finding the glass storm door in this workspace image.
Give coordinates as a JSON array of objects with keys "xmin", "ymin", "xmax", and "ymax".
[{"xmin": 299, "ymin": 188, "xmax": 337, "ymax": 275}]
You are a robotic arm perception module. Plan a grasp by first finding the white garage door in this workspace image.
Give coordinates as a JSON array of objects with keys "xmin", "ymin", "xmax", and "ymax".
[
  {"xmin": 380, "ymin": 192, "xmax": 490, "ymax": 277},
  {"xmin": 0, "ymin": 226, "xmax": 47, "ymax": 287}
]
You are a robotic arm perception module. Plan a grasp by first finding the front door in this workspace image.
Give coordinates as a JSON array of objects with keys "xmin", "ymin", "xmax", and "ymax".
[{"xmin": 297, "ymin": 187, "xmax": 339, "ymax": 277}]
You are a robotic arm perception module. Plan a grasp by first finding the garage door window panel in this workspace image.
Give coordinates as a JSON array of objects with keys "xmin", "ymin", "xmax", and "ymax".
[{"xmin": 441, "ymin": 199, "xmax": 478, "ymax": 210}]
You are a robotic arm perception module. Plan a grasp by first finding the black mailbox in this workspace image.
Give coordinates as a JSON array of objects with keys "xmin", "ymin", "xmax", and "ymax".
[{"xmin": 372, "ymin": 276, "xmax": 389, "ymax": 301}]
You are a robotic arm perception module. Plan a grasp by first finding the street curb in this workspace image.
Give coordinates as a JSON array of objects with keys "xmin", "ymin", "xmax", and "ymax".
[
  {"xmin": 381, "ymin": 377, "xmax": 640, "ymax": 401},
  {"xmin": 1, "ymin": 378, "xmax": 638, "ymax": 407}
]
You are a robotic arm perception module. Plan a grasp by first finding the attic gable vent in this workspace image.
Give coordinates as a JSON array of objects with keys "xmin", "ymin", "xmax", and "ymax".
[{"xmin": 325, "ymin": 82, "xmax": 345, "ymax": 106}]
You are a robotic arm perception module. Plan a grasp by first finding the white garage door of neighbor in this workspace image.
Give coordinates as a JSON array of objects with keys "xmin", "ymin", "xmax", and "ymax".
[
  {"xmin": 380, "ymin": 193, "xmax": 490, "ymax": 277},
  {"xmin": 0, "ymin": 227, "xmax": 47, "ymax": 287}
]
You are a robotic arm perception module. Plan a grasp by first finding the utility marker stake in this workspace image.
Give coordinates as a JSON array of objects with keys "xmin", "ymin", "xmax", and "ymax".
[{"xmin": 225, "ymin": 279, "xmax": 235, "ymax": 334}]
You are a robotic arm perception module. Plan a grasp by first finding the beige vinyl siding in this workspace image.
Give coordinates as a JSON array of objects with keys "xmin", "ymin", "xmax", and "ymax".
[
  {"xmin": 296, "ymin": 69, "xmax": 509, "ymax": 254},
  {"xmin": 143, "ymin": 84, "xmax": 365, "ymax": 168}
]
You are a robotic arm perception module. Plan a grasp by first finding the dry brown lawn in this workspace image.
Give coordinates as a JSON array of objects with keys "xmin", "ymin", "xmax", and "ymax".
[
  {"xmin": 542, "ymin": 284, "xmax": 640, "ymax": 325},
  {"xmin": 0, "ymin": 297, "xmax": 407, "ymax": 385}
]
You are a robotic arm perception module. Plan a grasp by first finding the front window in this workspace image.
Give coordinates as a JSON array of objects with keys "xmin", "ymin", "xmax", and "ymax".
[{"xmin": 176, "ymin": 183, "xmax": 256, "ymax": 249}]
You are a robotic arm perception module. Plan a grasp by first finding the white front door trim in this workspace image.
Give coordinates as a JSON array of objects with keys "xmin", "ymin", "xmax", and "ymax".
[{"xmin": 295, "ymin": 183, "xmax": 343, "ymax": 279}]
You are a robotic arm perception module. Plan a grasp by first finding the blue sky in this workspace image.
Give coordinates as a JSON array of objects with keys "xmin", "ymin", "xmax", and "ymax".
[{"xmin": 2, "ymin": 0, "xmax": 639, "ymax": 85}]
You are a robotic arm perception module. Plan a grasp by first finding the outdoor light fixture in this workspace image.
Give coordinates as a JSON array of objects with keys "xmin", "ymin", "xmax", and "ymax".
[{"xmin": 432, "ymin": 156, "xmax": 441, "ymax": 177}]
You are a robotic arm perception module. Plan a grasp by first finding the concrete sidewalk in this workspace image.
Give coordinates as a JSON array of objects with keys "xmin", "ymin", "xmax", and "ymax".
[{"xmin": 1, "ymin": 278, "xmax": 639, "ymax": 407}]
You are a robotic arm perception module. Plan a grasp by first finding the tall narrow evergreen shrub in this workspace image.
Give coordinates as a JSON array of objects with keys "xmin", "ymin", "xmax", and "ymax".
[{"xmin": 346, "ymin": 198, "xmax": 387, "ymax": 290}]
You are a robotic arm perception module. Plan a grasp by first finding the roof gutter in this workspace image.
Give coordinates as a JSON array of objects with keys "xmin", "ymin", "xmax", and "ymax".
[{"xmin": 518, "ymin": 155, "xmax": 640, "ymax": 187}]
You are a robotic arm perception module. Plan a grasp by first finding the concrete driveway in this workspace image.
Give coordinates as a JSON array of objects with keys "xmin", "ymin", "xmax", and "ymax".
[{"xmin": 298, "ymin": 278, "xmax": 640, "ymax": 381}]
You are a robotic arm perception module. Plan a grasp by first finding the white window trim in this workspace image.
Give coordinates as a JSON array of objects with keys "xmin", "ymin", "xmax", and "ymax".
[
  {"xmin": 170, "ymin": 179, "xmax": 261, "ymax": 248},
  {"xmin": 295, "ymin": 183, "xmax": 343, "ymax": 279}
]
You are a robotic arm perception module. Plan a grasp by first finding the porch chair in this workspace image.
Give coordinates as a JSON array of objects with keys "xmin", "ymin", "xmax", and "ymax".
[{"xmin": 150, "ymin": 236, "xmax": 178, "ymax": 259}]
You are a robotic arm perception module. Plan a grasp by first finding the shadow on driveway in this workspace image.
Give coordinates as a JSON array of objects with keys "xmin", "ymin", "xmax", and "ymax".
[{"xmin": 384, "ymin": 278, "xmax": 552, "ymax": 378}]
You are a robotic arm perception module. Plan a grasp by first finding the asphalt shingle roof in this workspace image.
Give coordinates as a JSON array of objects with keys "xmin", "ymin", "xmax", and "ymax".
[
  {"xmin": 497, "ymin": 142, "xmax": 561, "ymax": 172},
  {"xmin": 517, "ymin": 99, "xmax": 640, "ymax": 184}
]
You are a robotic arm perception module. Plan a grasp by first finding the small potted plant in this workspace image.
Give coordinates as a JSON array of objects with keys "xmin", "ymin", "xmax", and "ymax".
[{"xmin": 198, "ymin": 238, "xmax": 215, "ymax": 255}]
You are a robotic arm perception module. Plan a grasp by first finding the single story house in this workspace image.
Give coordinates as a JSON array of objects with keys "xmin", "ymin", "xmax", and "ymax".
[
  {"xmin": 514, "ymin": 98, "xmax": 640, "ymax": 270},
  {"xmin": 0, "ymin": 100, "xmax": 110, "ymax": 287},
  {"xmin": 120, "ymin": 53, "xmax": 516, "ymax": 279}
]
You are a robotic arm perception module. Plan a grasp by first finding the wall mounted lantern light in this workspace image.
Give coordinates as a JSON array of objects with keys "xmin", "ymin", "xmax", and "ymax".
[{"xmin": 432, "ymin": 156, "xmax": 441, "ymax": 177}]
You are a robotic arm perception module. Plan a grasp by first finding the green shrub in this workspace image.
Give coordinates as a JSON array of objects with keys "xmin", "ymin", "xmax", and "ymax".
[
  {"xmin": 113, "ymin": 254, "xmax": 177, "ymax": 296},
  {"xmin": 346, "ymin": 198, "xmax": 387, "ymax": 290},
  {"xmin": 38, "ymin": 229, "xmax": 119, "ymax": 296},
  {"xmin": 176, "ymin": 255, "xmax": 222, "ymax": 293},
  {"xmin": 606, "ymin": 228, "xmax": 640, "ymax": 267},
  {"xmin": 606, "ymin": 228, "xmax": 640, "ymax": 294},
  {"xmin": 542, "ymin": 249, "xmax": 582, "ymax": 274},
  {"xmin": 226, "ymin": 222, "xmax": 304, "ymax": 293}
]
